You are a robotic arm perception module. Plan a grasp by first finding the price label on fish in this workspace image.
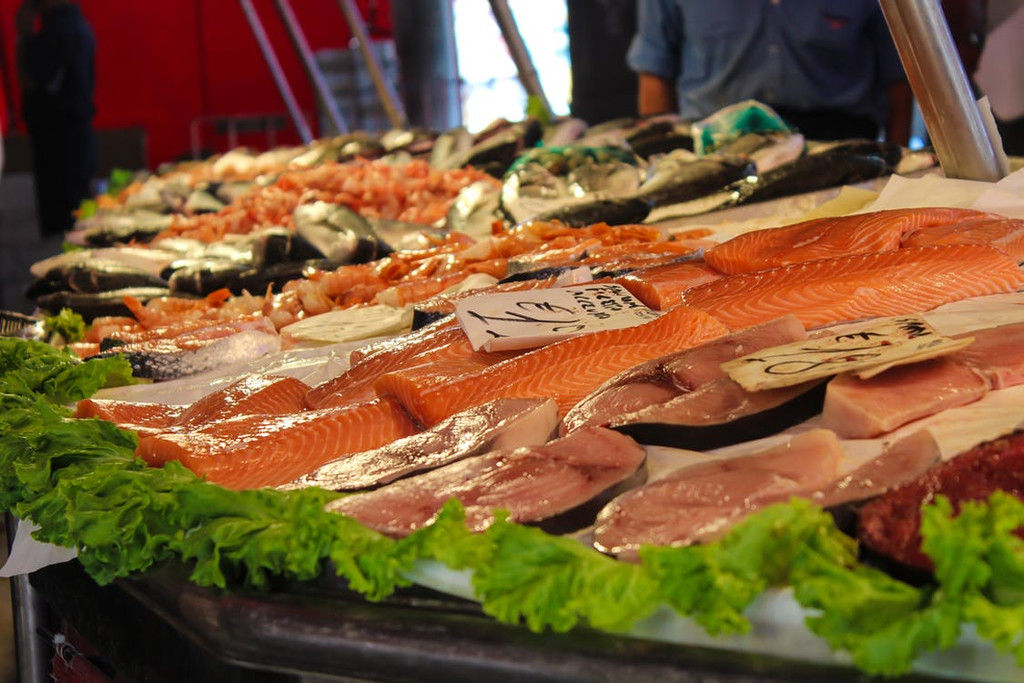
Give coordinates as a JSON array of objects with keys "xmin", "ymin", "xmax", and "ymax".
[
  {"xmin": 722, "ymin": 316, "xmax": 975, "ymax": 391},
  {"xmin": 455, "ymin": 283, "xmax": 660, "ymax": 352}
]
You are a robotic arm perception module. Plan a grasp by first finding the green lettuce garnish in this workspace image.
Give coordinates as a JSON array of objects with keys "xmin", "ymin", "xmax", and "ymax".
[
  {"xmin": 1, "ymin": 336, "xmax": 1023, "ymax": 678},
  {"xmin": 43, "ymin": 309, "xmax": 87, "ymax": 344},
  {"xmin": 0, "ymin": 338, "xmax": 134, "ymax": 406}
]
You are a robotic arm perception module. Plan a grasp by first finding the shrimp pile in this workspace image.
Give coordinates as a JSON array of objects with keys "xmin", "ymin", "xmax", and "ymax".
[
  {"xmin": 265, "ymin": 221, "xmax": 670, "ymax": 326},
  {"xmin": 155, "ymin": 159, "xmax": 498, "ymax": 244},
  {"xmin": 78, "ymin": 220, "xmax": 673, "ymax": 355}
]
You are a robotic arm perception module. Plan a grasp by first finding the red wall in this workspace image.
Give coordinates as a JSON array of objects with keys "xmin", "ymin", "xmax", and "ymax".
[{"xmin": 0, "ymin": 0, "xmax": 393, "ymax": 169}]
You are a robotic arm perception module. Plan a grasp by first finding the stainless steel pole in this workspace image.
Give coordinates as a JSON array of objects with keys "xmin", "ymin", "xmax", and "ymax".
[
  {"xmin": 5, "ymin": 517, "xmax": 51, "ymax": 683},
  {"xmin": 238, "ymin": 0, "xmax": 315, "ymax": 144},
  {"xmin": 879, "ymin": 0, "xmax": 1004, "ymax": 181},
  {"xmin": 487, "ymin": 0, "xmax": 554, "ymax": 120},
  {"xmin": 335, "ymin": 0, "xmax": 408, "ymax": 129},
  {"xmin": 274, "ymin": 0, "xmax": 350, "ymax": 134}
]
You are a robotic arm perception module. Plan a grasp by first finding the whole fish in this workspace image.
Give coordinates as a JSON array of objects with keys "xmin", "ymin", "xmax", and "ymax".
[
  {"xmin": 732, "ymin": 147, "xmax": 894, "ymax": 205},
  {"xmin": 36, "ymin": 287, "xmax": 179, "ymax": 322},
  {"xmin": 293, "ymin": 201, "xmax": 393, "ymax": 266},
  {"xmin": 635, "ymin": 153, "xmax": 755, "ymax": 207}
]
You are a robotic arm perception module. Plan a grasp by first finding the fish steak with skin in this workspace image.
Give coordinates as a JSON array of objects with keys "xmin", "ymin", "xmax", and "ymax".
[
  {"xmin": 563, "ymin": 315, "xmax": 807, "ymax": 432},
  {"xmin": 592, "ymin": 429, "xmax": 843, "ymax": 560},
  {"xmin": 607, "ymin": 376, "xmax": 827, "ymax": 451},
  {"xmin": 326, "ymin": 427, "xmax": 646, "ymax": 537},
  {"xmin": 280, "ymin": 397, "xmax": 559, "ymax": 492}
]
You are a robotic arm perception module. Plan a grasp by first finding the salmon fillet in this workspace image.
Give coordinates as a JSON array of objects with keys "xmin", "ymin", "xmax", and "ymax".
[
  {"xmin": 377, "ymin": 305, "xmax": 729, "ymax": 425},
  {"xmin": 704, "ymin": 207, "xmax": 997, "ymax": 274},
  {"xmin": 75, "ymin": 374, "xmax": 310, "ymax": 435},
  {"xmin": 136, "ymin": 396, "xmax": 420, "ymax": 489},
  {"xmin": 306, "ymin": 319, "xmax": 515, "ymax": 409},
  {"xmin": 614, "ymin": 261, "xmax": 724, "ymax": 310},
  {"xmin": 900, "ymin": 216, "xmax": 1024, "ymax": 262},
  {"xmin": 74, "ymin": 400, "xmax": 184, "ymax": 436},
  {"xmin": 683, "ymin": 244, "xmax": 1024, "ymax": 330}
]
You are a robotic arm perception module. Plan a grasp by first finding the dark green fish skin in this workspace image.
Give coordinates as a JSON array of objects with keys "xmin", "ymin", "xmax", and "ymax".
[
  {"xmin": 36, "ymin": 287, "xmax": 180, "ymax": 322},
  {"xmin": 734, "ymin": 141, "xmax": 899, "ymax": 205},
  {"xmin": 529, "ymin": 197, "xmax": 652, "ymax": 228},
  {"xmin": 636, "ymin": 156, "xmax": 755, "ymax": 207},
  {"xmin": 27, "ymin": 262, "xmax": 168, "ymax": 299}
]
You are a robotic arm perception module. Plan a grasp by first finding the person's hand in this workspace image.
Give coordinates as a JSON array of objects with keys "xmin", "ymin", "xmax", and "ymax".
[{"xmin": 16, "ymin": 0, "xmax": 37, "ymax": 40}]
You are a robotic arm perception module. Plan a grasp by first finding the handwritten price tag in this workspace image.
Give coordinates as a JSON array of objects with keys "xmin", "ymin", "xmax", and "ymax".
[
  {"xmin": 721, "ymin": 316, "xmax": 974, "ymax": 391},
  {"xmin": 455, "ymin": 283, "xmax": 660, "ymax": 352}
]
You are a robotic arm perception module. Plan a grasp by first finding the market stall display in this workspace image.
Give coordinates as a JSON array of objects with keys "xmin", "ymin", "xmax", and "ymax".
[{"xmin": 4, "ymin": 108, "xmax": 1024, "ymax": 682}]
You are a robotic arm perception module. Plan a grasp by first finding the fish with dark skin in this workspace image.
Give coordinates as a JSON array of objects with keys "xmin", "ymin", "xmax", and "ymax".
[
  {"xmin": 563, "ymin": 315, "xmax": 807, "ymax": 432},
  {"xmin": 635, "ymin": 154, "xmax": 755, "ymax": 207},
  {"xmin": 729, "ymin": 139, "xmax": 901, "ymax": 205},
  {"xmin": 326, "ymin": 427, "xmax": 646, "ymax": 537}
]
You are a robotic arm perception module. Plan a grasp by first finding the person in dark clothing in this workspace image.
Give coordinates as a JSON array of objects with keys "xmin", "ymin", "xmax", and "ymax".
[{"xmin": 16, "ymin": 0, "xmax": 97, "ymax": 237}]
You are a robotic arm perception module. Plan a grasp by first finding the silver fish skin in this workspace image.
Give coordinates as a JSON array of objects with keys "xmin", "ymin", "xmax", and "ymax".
[
  {"xmin": 281, "ymin": 397, "xmax": 559, "ymax": 492},
  {"xmin": 326, "ymin": 427, "xmax": 646, "ymax": 538}
]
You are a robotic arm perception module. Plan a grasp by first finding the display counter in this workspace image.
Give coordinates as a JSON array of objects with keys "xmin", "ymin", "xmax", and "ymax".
[{"xmin": 20, "ymin": 556, "xmax": 949, "ymax": 683}]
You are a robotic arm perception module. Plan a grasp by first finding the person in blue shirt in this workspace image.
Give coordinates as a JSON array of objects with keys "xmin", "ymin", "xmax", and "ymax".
[
  {"xmin": 17, "ymin": 0, "xmax": 97, "ymax": 237},
  {"xmin": 628, "ymin": 0, "xmax": 912, "ymax": 144}
]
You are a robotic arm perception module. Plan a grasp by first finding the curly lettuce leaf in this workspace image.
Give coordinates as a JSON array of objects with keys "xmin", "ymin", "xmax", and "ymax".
[
  {"xmin": 0, "ymin": 338, "xmax": 134, "ymax": 405},
  {"xmin": 642, "ymin": 498, "xmax": 856, "ymax": 636},
  {"xmin": 923, "ymin": 493, "xmax": 1024, "ymax": 665},
  {"xmin": 471, "ymin": 513, "xmax": 660, "ymax": 633},
  {"xmin": 44, "ymin": 309, "xmax": 87, "ymax": 344},
  {"xmin": 391, "ymin": 499, "xmax": 493, "ymax": 572}
]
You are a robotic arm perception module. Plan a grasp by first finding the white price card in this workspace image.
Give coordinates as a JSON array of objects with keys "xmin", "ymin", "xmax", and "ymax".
[
  {"xmin": 722, "ymin": 316, "xmax": 975, "ymax": 391},
  {"xmin": 455, "ymin": 283, "xmax": 660, "ymax": 352}
]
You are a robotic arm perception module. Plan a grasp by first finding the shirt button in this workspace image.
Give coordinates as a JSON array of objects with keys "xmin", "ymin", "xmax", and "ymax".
[{"xmin": 768, "ymin": 44, "xmax": 779, "ymax": 55}]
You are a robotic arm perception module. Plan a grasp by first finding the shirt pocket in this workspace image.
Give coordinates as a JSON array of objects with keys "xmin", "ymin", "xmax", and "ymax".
[{"xmin": 799, "ymin": 7, "xmax": 870, "ymax": 71}]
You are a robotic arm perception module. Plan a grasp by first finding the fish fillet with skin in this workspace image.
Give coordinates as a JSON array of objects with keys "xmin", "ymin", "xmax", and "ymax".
[
  {"xmin": 326, "ymin": 427, "xmax": 646, "ymax": 537},
  {"xmin": 376, "ymin": 305, "xmax": 729, "ymax": 425},
  {"xmin": 683, "ymin": 244, "xmax": 1024, "ymax": 330},
  {"xmin": 75, "ymin": 374, "xmax": 311, "ymax": 436},
  {"xmin": 809, "ymin": 429, "xmax": 941, "ymax": 510},
  {"xmin": 281, "ymin": 397, "xmax": 559, "ymax": 491},
  {"xmin": 74, "ymin": 400, "xmax": 185, "ymax": 437},
  {"xmin": 704, "ymin": 207, "xmax": 997, "ymax": 274},
  {"xmin": 306, "ymin": 319, "xmax": 517, "ymax": 409},
  {"xmin": 135, "ymin": 396, "xmax": 419, "ymax": 489},
  {"xmin": 563, "ymin": 315, "xmax": 807, "ymax": 432},
  {"xmin": 592, "ymin": 428, "xmax": 843, "ymax": 559}
]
